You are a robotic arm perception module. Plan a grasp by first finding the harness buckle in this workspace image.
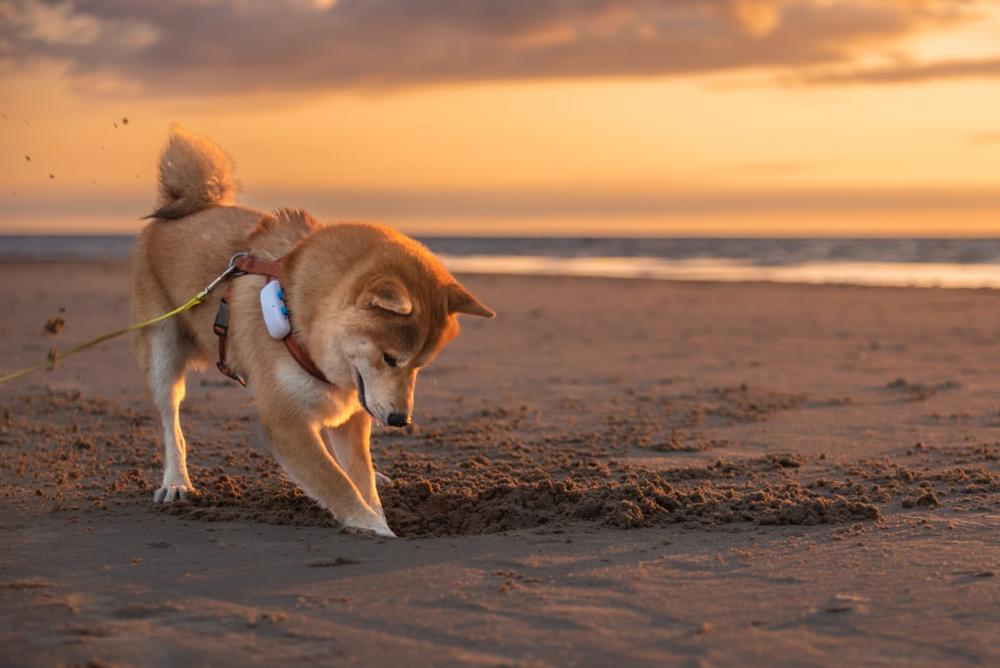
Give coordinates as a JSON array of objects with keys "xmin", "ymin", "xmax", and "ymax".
[{"xmin": 213, "ymin": 297, "xmax": 230, "ymax": 336}]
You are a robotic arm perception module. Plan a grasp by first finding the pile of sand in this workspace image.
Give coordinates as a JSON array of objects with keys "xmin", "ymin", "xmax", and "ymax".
[{"xmin": 7, "ymin": 389, "xmax": 997, "ymax": 537}]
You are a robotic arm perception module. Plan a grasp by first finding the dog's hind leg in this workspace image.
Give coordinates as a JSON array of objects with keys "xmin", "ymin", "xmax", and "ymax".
[
  {"xmin": 261, "ymin": 409, "xmax": 394, "ymax": 537},
  {"xmin": 135, "ymin": 322, "xmax": 197, "ymax": 503},
  {"xmin": 322, "ymin": 411, "xmax": 385, "ymax": 520}
]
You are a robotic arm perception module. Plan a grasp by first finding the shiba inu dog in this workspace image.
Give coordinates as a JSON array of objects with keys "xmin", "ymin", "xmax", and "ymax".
[{"xmin": 130, "ymin": 127, "xmax": 494, "ymax": 537}]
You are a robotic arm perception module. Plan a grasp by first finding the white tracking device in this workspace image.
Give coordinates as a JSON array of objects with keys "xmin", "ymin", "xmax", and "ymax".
[{"xmin": 259, "ymin": 279, "xmax": 292, "ymax": 339}]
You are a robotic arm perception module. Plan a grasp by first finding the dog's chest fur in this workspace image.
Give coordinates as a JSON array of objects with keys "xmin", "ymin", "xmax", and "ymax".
[{"xmin": 274, "ymin": 358, "xmax": 360, "ymax": 427}]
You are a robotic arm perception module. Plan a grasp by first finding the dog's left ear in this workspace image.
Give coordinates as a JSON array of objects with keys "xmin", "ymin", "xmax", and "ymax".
[
  {"xmin": 361, "ymin": 278, "xmax": 413, "ymax": 315},
  {"xmin": 447, "ymin": 283, "xmax": 495, "ymax": 319}
]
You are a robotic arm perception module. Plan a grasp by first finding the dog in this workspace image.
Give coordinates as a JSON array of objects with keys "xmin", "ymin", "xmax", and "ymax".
[{"xmin": 130, "ymin": 126, "xmax": 494, "ymax": 537}]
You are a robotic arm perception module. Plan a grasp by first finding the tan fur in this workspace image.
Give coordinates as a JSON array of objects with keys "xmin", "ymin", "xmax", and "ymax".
[
  {"xmin": 150, "ymin": 125, "xmax": 237, "ymax": 220},
  {"xmin": 131, "ymin": 128, "xmax": 494, "ymax": 537}
]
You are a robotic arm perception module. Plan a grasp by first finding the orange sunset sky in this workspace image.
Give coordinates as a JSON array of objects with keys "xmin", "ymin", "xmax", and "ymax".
[{"xmin": 2, "ymin": 0, "xmax": 1000, "ymax": 236}]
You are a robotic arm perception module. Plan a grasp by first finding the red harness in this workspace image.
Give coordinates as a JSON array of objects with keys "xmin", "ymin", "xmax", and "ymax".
[{"xmin": 212, "ymin": 253, "xmax": 329, "ymax": 386}]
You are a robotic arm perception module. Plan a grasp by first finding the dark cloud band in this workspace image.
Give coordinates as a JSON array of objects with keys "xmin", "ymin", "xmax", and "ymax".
[{"xmin": 0, "ymin": 0, "xmax": 982, "ymax": 94}]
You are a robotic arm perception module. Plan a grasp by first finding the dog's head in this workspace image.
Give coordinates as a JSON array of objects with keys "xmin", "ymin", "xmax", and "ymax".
[{"xmin": 290, "ymin": 224, "xmax": 494, "ymax": 427}]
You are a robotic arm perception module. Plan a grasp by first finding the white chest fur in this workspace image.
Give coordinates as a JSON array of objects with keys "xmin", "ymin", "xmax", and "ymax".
[{"xmin": 275, "ymin": 358, "xmax": 359, "ymax": 427}]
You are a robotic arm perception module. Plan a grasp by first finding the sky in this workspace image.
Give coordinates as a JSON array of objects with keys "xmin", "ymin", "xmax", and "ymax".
[{"xmin": 1, "ymin": 0, "xmax": 1000, "ymax": 236}]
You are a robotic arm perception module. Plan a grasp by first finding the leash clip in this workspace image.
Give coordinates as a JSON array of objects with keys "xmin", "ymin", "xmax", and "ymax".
[
  {"xmin": 202, "ymin": 251, "xmax": 249, "ymax": 296},
  {"xmin": 226, "ymin": 251, "xmax": 250, "ymax": 276}
]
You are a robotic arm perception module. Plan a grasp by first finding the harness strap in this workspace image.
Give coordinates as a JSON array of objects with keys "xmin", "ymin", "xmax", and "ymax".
[
  {"xmin": 284, "ymin": 335, "xmax": 328, "ymax": 381},
  {"xmin": 212, "ymin": 252, "xmax": 331, "ymax": 386},
  {"xmin": 233, "ymin": 254, "xmax": 283, "ymax": 279},
  {"xmin": 213, "ymin": 296, "xmax": 245, "ymax": 386}
]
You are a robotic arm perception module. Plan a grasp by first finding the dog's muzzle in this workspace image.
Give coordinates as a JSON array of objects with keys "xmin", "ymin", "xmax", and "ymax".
[
  {"xmin": 355, "ymin": 373, "xmax": 410, "ymax": 428},
  {"xmin": 386, "ymin": 412, "xmax": 411, "ymax": 428}
]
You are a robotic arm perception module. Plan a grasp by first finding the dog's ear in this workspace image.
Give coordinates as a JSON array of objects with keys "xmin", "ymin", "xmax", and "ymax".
[
  {"xmin": 447, "ymin": 283, "xmax": 495, "ymax": 319},
  {"xmin": 360, "ymin": 278, "xmax": 413, "ymax": 315}
]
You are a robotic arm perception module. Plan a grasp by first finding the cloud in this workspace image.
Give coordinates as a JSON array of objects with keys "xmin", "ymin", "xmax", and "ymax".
[
  {"xmin": 791, "ymin": 55, "xmax": 1000, "ymax": 85},
  {"xmin": 0, "ymin": 0, "xmax": 159, "ymax": 50},
  {"xmin": 0, "ymin": 0, "xmax": 101, "ymax": 45},
  {"xmin": 0, "ymin": 0, "xmax": 982, "ymax": 95},
  {"xmin": 5, "ymin": 184, "xmax": 999, "ymax": 223},
  {"xmin": 729, "ymin": 0, "xmax": 782, "ymax": 37}
]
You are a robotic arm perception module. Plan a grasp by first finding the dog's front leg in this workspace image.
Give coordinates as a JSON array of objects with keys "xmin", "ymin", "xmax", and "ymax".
[
  {"xmin": 259, "ymin": 408, "xmax": 395, "ymax": 537},
  {"xmin": 322, "ymin": 410, "xmax": 385, "ymax": 521}
]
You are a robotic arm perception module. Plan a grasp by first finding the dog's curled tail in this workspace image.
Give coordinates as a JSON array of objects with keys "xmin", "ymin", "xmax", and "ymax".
[{"xmin": 147, "ymin": 125, "xmax": 237, "ymax": 220}]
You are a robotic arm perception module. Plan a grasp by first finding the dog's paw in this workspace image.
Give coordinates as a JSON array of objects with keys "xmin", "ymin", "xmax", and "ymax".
[
  {"xmin": 153, "ymin": 484, "xmax": 195, "ymax": 504},
  {"xmin": 342, "ymin": 513, "xmax": 397, "ymax": 538},
  {"xmin": 374, "ymin": 471, "xmax": 393, "ymax": 489},
  {"xmin": 371, "ymin": 521, "xmax": 396, "ymax": 538}
]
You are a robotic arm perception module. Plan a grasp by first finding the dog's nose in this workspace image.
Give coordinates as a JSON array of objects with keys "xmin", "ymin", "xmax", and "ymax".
[{"xmin": 386, "ymin": 412, "xmax": 411, "ymax": 428}]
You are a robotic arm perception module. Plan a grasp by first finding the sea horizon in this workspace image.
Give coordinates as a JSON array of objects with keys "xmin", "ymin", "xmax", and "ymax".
[{"xmin": 6, "ymin": 233, "xmax": 1000, "ymax": 289}]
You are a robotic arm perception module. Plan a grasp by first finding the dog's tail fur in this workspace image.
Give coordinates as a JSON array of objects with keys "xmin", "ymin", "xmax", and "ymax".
[{"xmin": 147, "ymin": 125, "xmax": 236, "ymax": 220}]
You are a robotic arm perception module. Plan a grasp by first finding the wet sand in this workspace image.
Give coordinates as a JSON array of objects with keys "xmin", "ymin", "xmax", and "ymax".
[{"xmin": 2, "ymin": 260, "xmax": 999, "ymax": 666}]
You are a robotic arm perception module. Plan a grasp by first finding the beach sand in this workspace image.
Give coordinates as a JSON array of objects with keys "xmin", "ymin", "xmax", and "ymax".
[{"xmin": 2, "ymin": 260, "xmax": 999, "ymax": 666}]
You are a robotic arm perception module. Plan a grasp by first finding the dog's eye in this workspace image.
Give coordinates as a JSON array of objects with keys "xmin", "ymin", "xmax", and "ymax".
[{"xmin": 382, "ymin": 353, "xmax": 398, "ymax": 368}]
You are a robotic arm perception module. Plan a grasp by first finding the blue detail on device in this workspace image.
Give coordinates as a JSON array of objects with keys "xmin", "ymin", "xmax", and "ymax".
[{"xmin": 259, "ymin": 279, "xmax": 292, "ymax": 339}]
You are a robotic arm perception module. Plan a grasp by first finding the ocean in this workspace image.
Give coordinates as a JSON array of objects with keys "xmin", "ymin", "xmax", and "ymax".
[{"xmin": 4, "ymin": 235, "xmax": 1000, "ymax": 289}]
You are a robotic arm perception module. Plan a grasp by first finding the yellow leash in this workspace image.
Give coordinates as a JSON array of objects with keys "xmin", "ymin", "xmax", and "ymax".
[{"xmin": 0, "ymin": 252, "xmax": 247, "ymax": 386}]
